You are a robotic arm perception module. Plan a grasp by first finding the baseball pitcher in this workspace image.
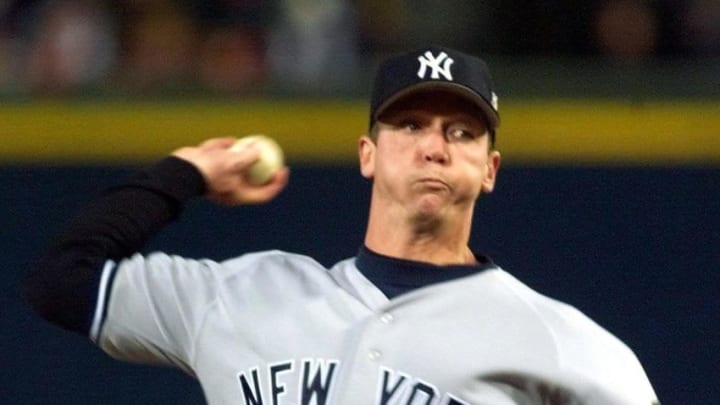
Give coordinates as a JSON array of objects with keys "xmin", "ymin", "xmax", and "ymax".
[{"xmin": 25, "ymin": 46, "xmax": 659, "ymax": 405}]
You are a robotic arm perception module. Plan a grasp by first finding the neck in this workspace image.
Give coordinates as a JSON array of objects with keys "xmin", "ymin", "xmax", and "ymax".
[{"xmin": 364, "ymin": 201, "xmax": 476, "ymax": 265}]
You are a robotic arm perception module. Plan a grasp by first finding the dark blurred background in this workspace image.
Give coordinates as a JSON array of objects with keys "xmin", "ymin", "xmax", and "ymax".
[
  {"xmin": 0, "ymin": 0, "xmax": 718, "ymax": 97},
  {"xmin": 1, "ymin": 1, "xmax": 718, "ymax": 404}
]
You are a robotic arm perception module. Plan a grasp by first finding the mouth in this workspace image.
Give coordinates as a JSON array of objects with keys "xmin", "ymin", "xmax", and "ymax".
[{"xmin": 415, "ymin": 177, "xmax": 450, "ymax": 191}]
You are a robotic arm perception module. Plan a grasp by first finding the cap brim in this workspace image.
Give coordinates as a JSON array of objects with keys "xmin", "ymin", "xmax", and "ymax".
[{"xmin": 372, "ymin": 82, "xmax": 499, "ymax": 129}]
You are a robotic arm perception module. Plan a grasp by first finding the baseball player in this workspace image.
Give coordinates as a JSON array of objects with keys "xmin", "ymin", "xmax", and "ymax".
[{"xmin": 24, "ymin": 46, "xmax": 659, "ymax": 404}]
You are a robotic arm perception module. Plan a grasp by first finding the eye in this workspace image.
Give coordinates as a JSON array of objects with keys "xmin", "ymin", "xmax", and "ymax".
[
  {"xmin": 446, "ymin": 127, "xmax": 477, "ymax": 142},
  {"xmin": 399, "ymin": 119, "xmax": 422, "ymax": 133}
]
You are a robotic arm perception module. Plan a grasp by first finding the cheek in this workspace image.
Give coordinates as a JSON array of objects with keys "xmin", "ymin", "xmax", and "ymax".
[
  {"xmin": 374, "ymin": 154, "xmax": 403, "ymax": 184},
  {"xmin": 373, "ymin": 146, "xmax": 414, "ymax": 194},
  {"xmin": 458, "ymin": 151, "xmax": 491, "ymax": 192},
  {"xmin": 375, "ymin": 139, "xmax": 410, "ymax": 172},
  {"xmin": 471, "ymin": 166, "xmax": 490, "ymax": 194}
]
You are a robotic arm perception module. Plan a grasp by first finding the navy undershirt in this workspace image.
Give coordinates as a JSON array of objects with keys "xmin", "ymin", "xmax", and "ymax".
[{"xmin": 355, "ymin": 245, "xmax": 495, "ymax": 299}]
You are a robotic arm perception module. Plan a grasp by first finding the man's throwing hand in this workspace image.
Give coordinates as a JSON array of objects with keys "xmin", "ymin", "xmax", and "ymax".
[{"xmin": 172, "ymin": 137, "xmax": 289, "ymax": 205}]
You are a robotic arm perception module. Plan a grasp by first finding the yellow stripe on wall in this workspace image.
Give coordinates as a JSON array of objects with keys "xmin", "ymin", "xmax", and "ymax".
[
  {"xmin": 502, "ymin": 100, "xmax": 720, "ymax": 164},
  {"xmin": 1, "ymin": 99, "xmax": 718, "ymax": 164}
]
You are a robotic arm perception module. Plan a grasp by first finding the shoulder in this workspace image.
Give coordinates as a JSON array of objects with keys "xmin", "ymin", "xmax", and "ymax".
[
  {"xmin": 488, "ymin": 269, "xmax": 633, "ymax": 353},
  {"xmin": 221, "ymin": 250, "xmax": 327, "ymax": 274},
  {"xmin": 218, "ymin": 250, "xmax": 337, "ymax": 293},
  {"xmin": 117, "ymin": 250, "xmax": 331, "ymax": 292},
  {"xmin": 484, "ymin": 268, "xmax": 656, "ymax": 398}
]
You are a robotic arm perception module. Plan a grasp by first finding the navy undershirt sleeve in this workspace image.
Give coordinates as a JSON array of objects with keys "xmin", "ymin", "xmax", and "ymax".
[{"xmin": 22, "ymin": 157, "xmax": 205, "ymax": 336}]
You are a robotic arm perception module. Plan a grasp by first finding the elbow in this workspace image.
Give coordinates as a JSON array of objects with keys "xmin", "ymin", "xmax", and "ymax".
[
  {"xmin": 22, "ymin": 256, "xmax": 102, "ymax": 336},
  {"xmin": 23, "ymin": 266, "xmax": 67, "ymax": 327}
]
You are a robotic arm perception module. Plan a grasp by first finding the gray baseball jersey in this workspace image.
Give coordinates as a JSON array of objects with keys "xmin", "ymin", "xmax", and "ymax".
[{"xmin": 91, "ymin": 250, "xmax": 658, "ymax": 405}]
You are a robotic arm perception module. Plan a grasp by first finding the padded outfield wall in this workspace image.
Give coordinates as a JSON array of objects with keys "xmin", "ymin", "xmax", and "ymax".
[{"xmin": 1, "ymin": 100, "xmax": 719, "ymax": 404}]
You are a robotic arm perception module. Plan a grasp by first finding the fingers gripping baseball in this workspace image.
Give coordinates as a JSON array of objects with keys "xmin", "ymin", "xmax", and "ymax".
[{"xmin": 171, "ymin": 137, "xmax": 289, "ymax": 205}]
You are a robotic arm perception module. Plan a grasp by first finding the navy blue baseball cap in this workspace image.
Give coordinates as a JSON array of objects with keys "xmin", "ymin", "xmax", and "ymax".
[{"xmin": 369, "ymin": 46, "xmax": 500, "ymax": 136}]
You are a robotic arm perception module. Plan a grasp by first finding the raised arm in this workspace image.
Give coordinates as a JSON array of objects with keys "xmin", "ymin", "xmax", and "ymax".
[{"xmin": 23, "ymin": 137, "xmax": 289, "ymax": 336}]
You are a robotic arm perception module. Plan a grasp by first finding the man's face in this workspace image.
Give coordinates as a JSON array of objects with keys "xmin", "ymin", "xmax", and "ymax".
[{"xmin": 359, "ymin": 91, "xmax": 501, "ymax": 222}]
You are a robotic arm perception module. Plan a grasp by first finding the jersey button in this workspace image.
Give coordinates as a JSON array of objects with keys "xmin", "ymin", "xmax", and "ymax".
[
  {"xmin": 368, "ymin": 349, "xmax": 382, "ymax": 361},
  {"xmin": 380, "ymin": 313, "xmax": 394, "ymax": 324}
]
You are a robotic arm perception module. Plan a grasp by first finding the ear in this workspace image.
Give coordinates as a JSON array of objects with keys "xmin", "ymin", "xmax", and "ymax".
[
  {"xmin": 481, "ymin": 150, "xmax": 501, "ymax": 193},
  {"xmin": 358, "ymin": 135, "xmax": 376, "ymax": 179}
]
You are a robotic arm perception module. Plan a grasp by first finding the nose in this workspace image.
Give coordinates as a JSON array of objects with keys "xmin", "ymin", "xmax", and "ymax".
[{"xmin": 420, "ymin": 126, "xmax": 450, "ymax": 164}]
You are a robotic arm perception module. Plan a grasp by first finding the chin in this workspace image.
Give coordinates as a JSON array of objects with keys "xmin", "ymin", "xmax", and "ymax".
[
  {"xmin": 411, "ymin": 198, "xmax": 446, "ymax": 226},
  {"xmin": 415, "ymin": 193, "xmax": 448, "ymax": 212}
]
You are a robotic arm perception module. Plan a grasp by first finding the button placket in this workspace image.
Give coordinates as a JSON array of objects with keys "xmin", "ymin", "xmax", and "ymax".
[
  {"xmin": 368, "ymin": 349, "xmax": 382, "ymax": 361},
  {"xmin": 379, "ymin": 312, "xmax": 394, "ymax": 324},
  {"xmin": 367, "ymin": 311, "xmax": 396, "ymax": 362}
]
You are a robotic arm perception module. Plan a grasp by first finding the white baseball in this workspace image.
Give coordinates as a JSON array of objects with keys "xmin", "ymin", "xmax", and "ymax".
[{"xmin": 230, "ymin": 134, "xmax": 284, "ymax": 185}]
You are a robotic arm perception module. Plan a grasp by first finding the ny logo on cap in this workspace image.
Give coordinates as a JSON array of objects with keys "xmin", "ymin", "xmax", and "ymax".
[{"xmin": 417, "ymin": 51, "xmax": 454, "ymax": 81}]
